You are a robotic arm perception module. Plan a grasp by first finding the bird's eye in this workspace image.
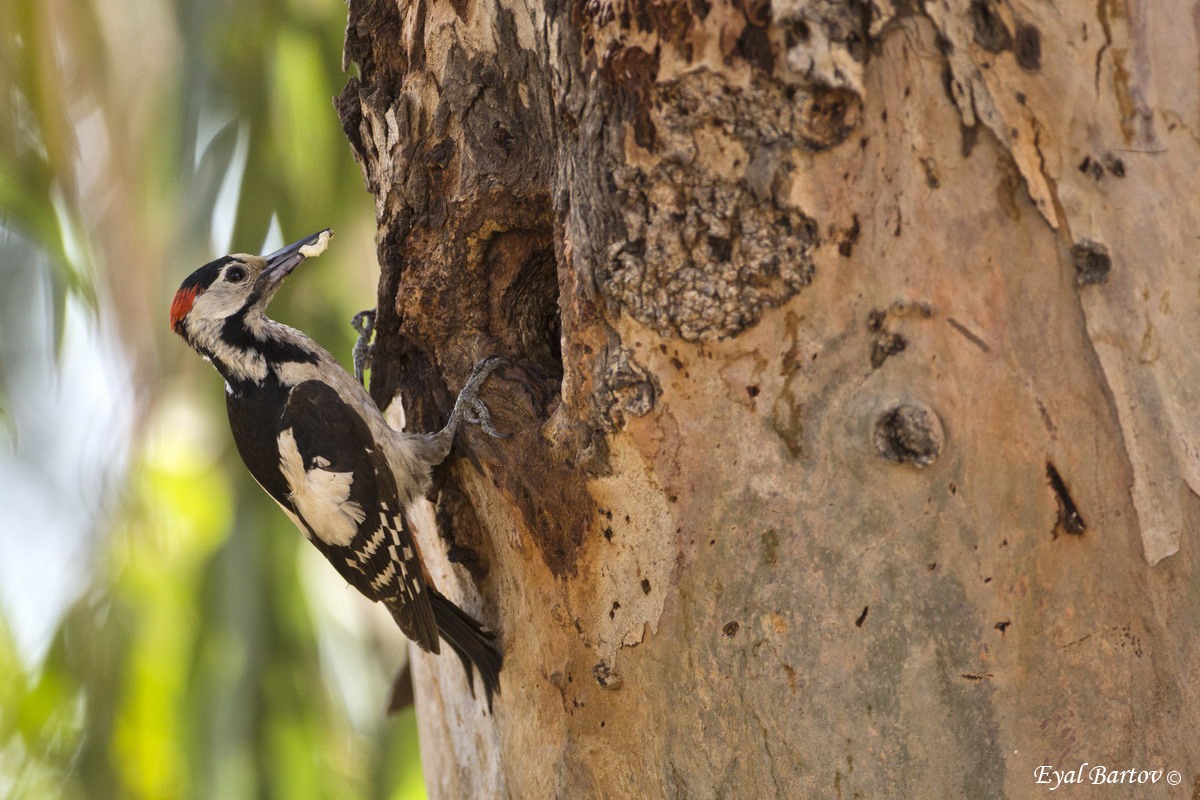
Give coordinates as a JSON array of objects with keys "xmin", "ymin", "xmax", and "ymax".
[{"xmin": 226, "ymin": 266, "xmax": 248, "ymax": 283}]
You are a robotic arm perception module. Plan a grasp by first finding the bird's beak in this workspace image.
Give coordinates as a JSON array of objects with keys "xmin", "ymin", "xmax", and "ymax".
[{"xmin": 261, "ymin": 229, "xmax": 333, "ymax": 284}]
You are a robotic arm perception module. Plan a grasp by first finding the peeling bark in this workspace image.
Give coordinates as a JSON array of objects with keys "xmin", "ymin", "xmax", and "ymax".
[{"xmin": 338, "ymin": 0, "xmax": 1200, "ymax": 795}]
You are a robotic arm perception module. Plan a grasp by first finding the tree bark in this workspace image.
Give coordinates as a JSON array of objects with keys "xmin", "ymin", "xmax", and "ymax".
[{"xmin": 337, "ymin": 0, "xmax": 1200, "ymax": 795}]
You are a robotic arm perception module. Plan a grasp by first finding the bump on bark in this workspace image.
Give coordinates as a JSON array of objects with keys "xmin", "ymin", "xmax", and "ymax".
[
  {"xmin": 1071, "ymin": 240, "xmax": 1112, "ymax": 286},
  {"xmin": 874, "ymin": 403, "xmax": 944, "ymax": 467}
]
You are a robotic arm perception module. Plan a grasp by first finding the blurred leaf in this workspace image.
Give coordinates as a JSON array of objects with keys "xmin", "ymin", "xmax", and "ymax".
[{"xmin": 0, "ymin": 0, "xmax": 424, "ymax": 795}]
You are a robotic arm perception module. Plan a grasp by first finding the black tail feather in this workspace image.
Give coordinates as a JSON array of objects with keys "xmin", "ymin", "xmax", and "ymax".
[{"xmin": 429, "ymin": 588, "xmax": 502, "ymax": 710}]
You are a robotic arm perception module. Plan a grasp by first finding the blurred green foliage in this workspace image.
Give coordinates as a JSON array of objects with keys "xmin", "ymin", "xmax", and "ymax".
[{"xmin": 0, "ymin": 0, "xmax": 428, "ymax": 796}]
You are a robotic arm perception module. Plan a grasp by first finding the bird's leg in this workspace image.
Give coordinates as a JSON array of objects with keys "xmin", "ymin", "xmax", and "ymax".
[
  {"xmin": 351, "ymin": 309, "xmax": 376, "ymax": 386},
  {"xmin": 422, "ymin": 356, "xmax": 510, "ymax": 464}
]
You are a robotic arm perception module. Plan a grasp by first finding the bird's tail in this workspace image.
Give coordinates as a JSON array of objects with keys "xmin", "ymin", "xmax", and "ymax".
[{"xmin": 429, "ymin": 588, "xmax": 502, "ymax": 710}]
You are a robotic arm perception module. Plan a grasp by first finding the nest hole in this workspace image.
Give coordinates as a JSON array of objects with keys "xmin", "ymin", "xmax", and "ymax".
[{"xmin": 485, "ymin": 229, "xmax": 564, "ymax": 416}]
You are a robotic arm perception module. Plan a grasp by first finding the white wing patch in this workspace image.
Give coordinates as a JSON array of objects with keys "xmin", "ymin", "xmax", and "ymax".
[{"xmin": 277, "ymin": 428, "xmax": 365, "ymax": 546}]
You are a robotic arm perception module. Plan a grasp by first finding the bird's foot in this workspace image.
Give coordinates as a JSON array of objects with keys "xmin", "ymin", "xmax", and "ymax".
[
  {"xmin": 351, "ymin": 309, "xmax": 376, "ymax": 386},
  {"xmin": 454, "ymin": 356, "xmax": 510, "ymax": 439}
]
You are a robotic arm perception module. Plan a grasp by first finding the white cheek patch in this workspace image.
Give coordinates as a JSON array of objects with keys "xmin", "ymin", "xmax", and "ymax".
[
  {"xmin": 277, "ymin": 428, "xmax": 365, "ymax": 546},
  {"xmin": 192, "ymin": 283, "xmax": 251, "ymax": 322}
]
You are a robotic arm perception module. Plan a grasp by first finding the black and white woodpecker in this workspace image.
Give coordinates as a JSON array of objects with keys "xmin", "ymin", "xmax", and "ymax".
[{"xmin": 170, "ymin": 229, "xmax": 503, "ymax": 707}]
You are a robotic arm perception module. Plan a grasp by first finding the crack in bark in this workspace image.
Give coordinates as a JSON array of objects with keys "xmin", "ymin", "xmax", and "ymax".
[{"xmin": 1046, "ymin": 462, "xmax": 1086, "ymax": 536}]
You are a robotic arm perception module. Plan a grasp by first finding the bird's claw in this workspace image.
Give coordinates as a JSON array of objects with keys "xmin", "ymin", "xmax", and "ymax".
[
  {"xmin": 352, "ymin": 309, "xmax": 376, "ymax": 386},
  {"xmin": 465, "ymin": 397, "xmax": 509, "ymax": 439},
  {"xmin": 455, "ymin": 357, "xmax": 510, "ymax": 439}
]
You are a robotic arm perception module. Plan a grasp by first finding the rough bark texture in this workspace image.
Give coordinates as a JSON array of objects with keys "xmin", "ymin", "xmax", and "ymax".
[{"xmin": 337, "ymin": 0, "xmax": 1200, "ymax": 795}]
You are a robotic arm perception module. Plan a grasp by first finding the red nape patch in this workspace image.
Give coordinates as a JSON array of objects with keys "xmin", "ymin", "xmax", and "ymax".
[{"xmin": 170, "ymin": 286, "xmax": 200, "ymax": 332}]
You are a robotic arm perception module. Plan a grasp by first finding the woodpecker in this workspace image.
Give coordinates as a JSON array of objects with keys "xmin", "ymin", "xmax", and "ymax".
[{"xmin": 170, "ymin": 229, "xmax": 504, "ymax": 707}]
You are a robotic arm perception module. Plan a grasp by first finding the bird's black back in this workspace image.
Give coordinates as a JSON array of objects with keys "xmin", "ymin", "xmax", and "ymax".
[{"xmin": 225, "ymin": 374, "xmax": 439, "ymax": 650}]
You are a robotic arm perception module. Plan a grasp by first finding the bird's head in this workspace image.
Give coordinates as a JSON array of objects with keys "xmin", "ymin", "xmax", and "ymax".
[{"xmin": 171, "ymin": 229, "xmax": 332, "ymax": 382}]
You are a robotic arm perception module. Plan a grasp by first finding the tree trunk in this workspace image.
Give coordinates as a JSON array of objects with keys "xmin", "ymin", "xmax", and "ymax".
[{"xmin": 337, "ymin": 0, "xmax": 1200, "ymax": 795}]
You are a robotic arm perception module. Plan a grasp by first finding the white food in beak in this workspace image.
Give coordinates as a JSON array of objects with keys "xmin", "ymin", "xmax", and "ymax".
[{"xmin": 299, "ymin": 230, "xmax": 332, "ymax": 259}]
